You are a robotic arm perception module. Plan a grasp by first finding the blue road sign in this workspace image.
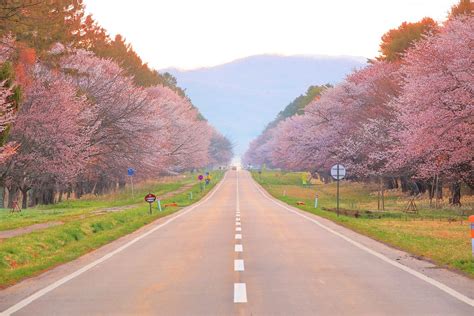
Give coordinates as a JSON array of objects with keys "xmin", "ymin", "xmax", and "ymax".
[{"xmin": 127, "ymin": 168, "xmax": 135, "ymax": 176}]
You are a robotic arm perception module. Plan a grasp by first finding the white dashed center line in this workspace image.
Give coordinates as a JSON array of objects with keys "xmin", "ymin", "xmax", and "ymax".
[
  {"xmin": 234, "ymin": 259, "xmax": 245, "ymax": 271},
  {"xmin": 234, "ymin": 283, "xmax": 247, "ymax": 303},
  {"xmin": 233, "ymin": 172, "xmax": 247, "ymax": 304}
]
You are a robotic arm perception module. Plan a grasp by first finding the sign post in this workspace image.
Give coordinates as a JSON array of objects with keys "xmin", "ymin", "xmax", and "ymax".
[
  {"xmin": 331, "ymin": 164, "xmax": 346, "ymax": 217},
  {"xmin": 144, "ymin": 193, "xmax": 156, "ymax": 215},
  {"xmin": 198, "ymin": 174, "xmax": 204, "ymax": 192},
  {"xmin": 127, "ymin": 168, "xmax": 135, "ymax": 198}
]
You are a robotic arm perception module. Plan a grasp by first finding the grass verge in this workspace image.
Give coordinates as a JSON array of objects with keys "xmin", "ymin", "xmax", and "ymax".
[
  {"xmin": 252, "ymin": 170, "xmax": 474, "ymax": 277},
  {"xmin": 0, "ymin": 175, "xmax": 195, "ymax": 231},
  {"xmin": 0, "ymin": 171, "xmax": 223, "ymax": 288}
]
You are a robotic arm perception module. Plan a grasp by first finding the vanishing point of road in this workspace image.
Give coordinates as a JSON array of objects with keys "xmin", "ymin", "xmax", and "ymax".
[{"xmin": 1, "ymin": 170, "xmax": 473, "ymax": 315}]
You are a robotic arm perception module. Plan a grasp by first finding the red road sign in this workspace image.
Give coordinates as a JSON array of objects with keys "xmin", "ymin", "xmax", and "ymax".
[{"xmin": 144, "ymin": 193, "xmax": 156, "ymax": 203}]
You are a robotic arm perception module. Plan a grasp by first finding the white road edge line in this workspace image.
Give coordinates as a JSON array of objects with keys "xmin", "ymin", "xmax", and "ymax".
[
  {"xmin": 0, "ymin": 173, "xmax": 229, "ymax": 316},
  {"xmin": 234, "ymin": 259, "xmax": 245, "ymax": 271},
  {"xmin": 235, "ymin": 244, "xmax": 243, "ymax": 252},
  {"xmin": 234, "ymin": 283, "xmax": 247, "ymax": 303},
  {"xmin": 252, "ymin": 179, "xmax": 474, "ymax": 307}
]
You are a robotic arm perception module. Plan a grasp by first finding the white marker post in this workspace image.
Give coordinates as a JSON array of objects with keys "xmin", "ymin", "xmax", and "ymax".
[
  {"xmin": 314, "ymin": 194, "xmax": 319, "ymax": 209},
  {"xmin": 157, "ymin": 199, "xmax": 162, "ymax": 212}
]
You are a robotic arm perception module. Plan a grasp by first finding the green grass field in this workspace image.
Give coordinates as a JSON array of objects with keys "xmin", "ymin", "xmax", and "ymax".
[
  {"xmin": 252, "ymin": 170, "xmax": 474, "ymax": 277},
  {"xmin": 0, "ymin": 171, "xmax": 223, "ymax": 288}
]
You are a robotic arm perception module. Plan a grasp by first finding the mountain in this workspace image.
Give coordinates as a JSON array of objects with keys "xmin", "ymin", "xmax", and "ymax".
[{"xmin": 164, "ymin": 54, "xmax": 367, "ymax": 157}]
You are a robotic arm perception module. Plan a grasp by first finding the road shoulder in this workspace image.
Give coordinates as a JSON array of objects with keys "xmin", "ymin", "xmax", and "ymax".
[{"xmin": 253, "ymin": 177, "xmax": 474, "ymax": 301}]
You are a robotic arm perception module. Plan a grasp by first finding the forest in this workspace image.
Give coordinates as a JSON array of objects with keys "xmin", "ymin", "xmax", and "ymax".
[
  {"xmin": 0, "ymin": 0, "xmax": 233, "ymax": 209},
  {"xmin": 243, "ymin": 1, "xmax": 473, "ymax": 206}
]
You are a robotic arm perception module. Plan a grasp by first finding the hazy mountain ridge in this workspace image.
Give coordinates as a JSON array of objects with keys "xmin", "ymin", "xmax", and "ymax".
[{"xmin": 164, "ymin": 54, "xmax": 367, "ymax": 156}]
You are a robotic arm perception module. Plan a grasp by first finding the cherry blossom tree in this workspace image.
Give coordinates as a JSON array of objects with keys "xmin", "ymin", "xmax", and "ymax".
[
  {"xmin": 0, "ymin": 84, "xmax": 16, "ymax": 164},
  {"xmin": 60, "ymin": 49, "xmax": 156, "ymax": 193},
  {"xmin": 0, "ymin": 35, "xmax": 18, "ymax": 164},
  {"xmin": 208, "ymin": 130, "xmax": 233, "ymax": 167},
  {"xmin": 242, "ymin": 128, "xmax": 276, "ymax": 168},
  {"xmin": 392, "ymin": 16, "xmax": 474, "ymax": 204},
  {"xmin": 146, "ymin": 85, "xmax": 212, "ymax": 172},
  {"xmin": 2, "ymin": 65, "xmax": 91, "ymax": 207}
]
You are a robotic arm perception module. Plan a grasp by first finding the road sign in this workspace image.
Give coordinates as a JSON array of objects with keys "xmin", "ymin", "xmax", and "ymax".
[
  {"xmin": 331, "ymin": 164, "xmax": 346, "ymax": 180},
  {"xmin": 127, "ymin": 168, "xmax": 135, "ymax": 198},
  {"xmin": 198, "ymin": 175, "xmax": 204, "ymax": 181},
  {"xmin": 330, "ymin": 164, "xmax": 346, "ymax": 217},
  {"xmin": 145, "ymin": 193, "xmax": 156, "ymax": 214},
  {"xmin": 144, "ymin": 193, "xmax": 156, "ymax": 203}
]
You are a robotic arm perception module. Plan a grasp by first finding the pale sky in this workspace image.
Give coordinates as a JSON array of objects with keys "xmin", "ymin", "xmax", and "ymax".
[{"xmin": 83, "ymin": 0, "xmax": 457, "ymax": 70}]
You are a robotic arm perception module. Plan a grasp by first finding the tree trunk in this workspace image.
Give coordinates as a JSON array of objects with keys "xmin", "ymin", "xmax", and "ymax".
[
  {"xmin": 429, "ymin": 176, "xmax": 435, "ymax": 207},
  {"xmin": 450, "ymin": 182, "xmax": 461, "ymax": 206},
  {"xmin": 436, "ymin": 179, "xmax": 443, "ymax": 199},
  {"xmin": 7, "ymin": 186, "xmax": 18, "ymax": 209},
  {"xmin": 28, "ymin": 189, "xmax": 35, "ymax": 207},
  {"xmin": 379, "ymin": 177, "xmax": 385, "ymax": 211},
  {"xmin": 75, "ymin": 182, "xmax": 83, "ymax": 199},
  {"xmin": 42, "ymin": 188, "xmax": 55, "ymax": 205},
  {"xmin": 118, "ymin": 179, "xmax": 126, "ymax": 190},
  {"xmin": 417, "ymin": 181, "xmax": 427, "ymax": 194},
  {"xmin": 0, "ymin": 186, "xmax": 4, "ymax": 208},
  {"xmin": 21, "ymin": 189, "xmax": 28, "ymax": 209},
  {"xmin": 385, "ymin": 177, "xmax": 396, "ymax": 189},
  {"xmin": 400, "ymin": 177, "xmax": 409, "ymax": 192}
]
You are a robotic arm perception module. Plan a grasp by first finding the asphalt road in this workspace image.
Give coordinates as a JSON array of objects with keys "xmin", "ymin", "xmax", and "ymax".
[{"xmin": 1, "ymin": 170, "xmax": 473, "ymax": 315}]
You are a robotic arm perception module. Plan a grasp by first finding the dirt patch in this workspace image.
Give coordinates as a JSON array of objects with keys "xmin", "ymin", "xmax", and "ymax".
[
  {"xmin": 91, "ymin": 204, "xmax": 138, "ymax": 215},
  {"xmin": 0, "ymin": 221, "xmax": 63, "ymax": 239},
  {"xmin": 159, "ymin": 182, "xmax": 194, "ymax": 200}
]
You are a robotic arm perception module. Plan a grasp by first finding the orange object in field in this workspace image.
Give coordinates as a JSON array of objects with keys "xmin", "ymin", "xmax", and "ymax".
[
  {"xmin": 470, "ymin": 215, "xmax": 474, "ymax": 238},
  {"xmin": 470, "ymin": 216, "xmax": 474, "ymax": 255}
]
